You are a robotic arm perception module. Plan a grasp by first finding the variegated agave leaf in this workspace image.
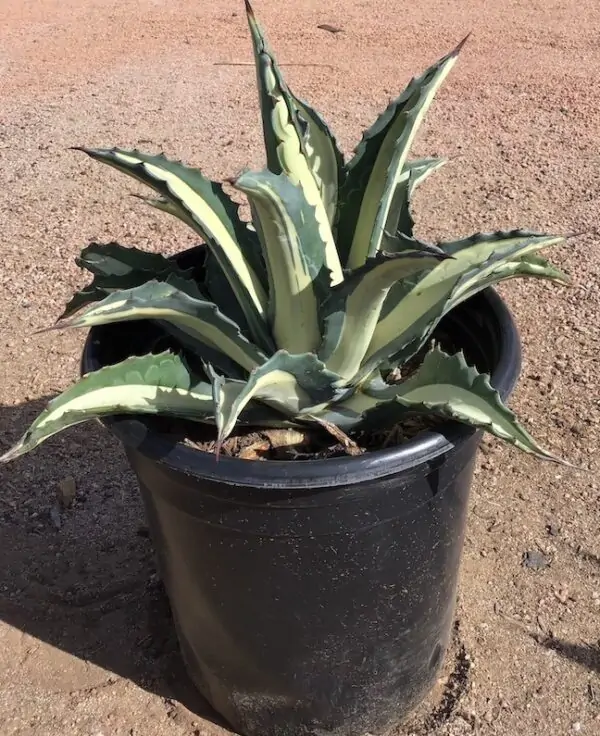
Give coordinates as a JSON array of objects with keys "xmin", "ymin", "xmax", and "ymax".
[
  {"xmin": 450, "ymin": 253, "xmax": 571, "ymax": 309},
  {"xmin": 76, "ymin": 147, "xmax": 272, "ymax": 351},
  {"xmin": 445, "ymin": 235, "xmax": 570, "ymax": 308},
  {"xmin": 362, "ymin": 230, "xmax": 566, "ymax": 376},
  {"xmin": 245, "ymin": 0, "xmax": 345, "ymax": 228},
  {"xmin": 244, "ymin": 1, "xmax": 344, "ymax": 285},
  {"xmin": 337, "ymin": 38, "xmax": 467, "ymax": 269},
  {"xmin": 292, "ymin": 96, "xmax": 346, "ymax": 228},
  {"xmin": 380, "ymin": 230, "xmax": 448, "ymax": 258},
  {"xmin": 234, "ymin": 169, "xmax": 331, "ymax": 354},
  {"xmin": 383, "ymin": 158, "xmax": 447, "ymax": 241},
  {"xmin": 355, "ymin": 345, "xmax": 571, "ymax": 464},
  {"xmin": 210, "ymin": 350, "xmax": 343, "ymax": 447},
  {"xmin": 52, "ymin": 276, "xmax": 269, "ymax": 374},
  {"xmin": 132, "ymin": 195, "xmax": 255, "ymax": 333},
  {"xmin": 378, "ymin": 235, "xmax": 570, "ymax": 368},
  {"xmin": 77, "ymin": 241, "xmax": 191, "ymax": 279},
  {"xmin": 60, "ymin": 242, "xmax": 196, "ymax": 320},
  {"xmin": 318, "ymin": 249, "xmax": 449, "ymax": 381},
  {"xmin": 0, "ymin": 352, "xmax": 214, "ymax": 463},
  {"xmin": 0, "ymin": 350, "xmax": 292, "ymax": 462},
  {"xmin": 201, "ymin": 249, "xmax": 255, "ymax": 339}
]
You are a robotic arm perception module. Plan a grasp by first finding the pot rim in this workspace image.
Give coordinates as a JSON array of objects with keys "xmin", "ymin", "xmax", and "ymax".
[{"xmin": 81, "ymin": 287, "xmax": 521, "ymax": 489}]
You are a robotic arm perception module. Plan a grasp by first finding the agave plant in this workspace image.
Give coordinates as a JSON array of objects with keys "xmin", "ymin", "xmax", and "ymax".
[{"xmin": 1, "ymin": 1, "xmax": 572, "ymax": 465}]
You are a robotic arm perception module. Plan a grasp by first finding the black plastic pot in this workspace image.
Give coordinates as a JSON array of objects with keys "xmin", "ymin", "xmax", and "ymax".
[{"xmin": 81, "ymin": 262, "xmax": 521, "ymax": 736}]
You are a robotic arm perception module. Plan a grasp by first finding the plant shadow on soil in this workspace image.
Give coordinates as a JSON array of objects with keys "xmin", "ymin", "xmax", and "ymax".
[
  {"xmin": 0, "ymin": 396, "xmax": 228, "ymax": 728},
  {"xmin": 536, "ymin": 636, "xmax": 600, "ymax": 676},
  {"xmin": 1, "ymin": 397, "xmax": 599, "ymax": 730}
]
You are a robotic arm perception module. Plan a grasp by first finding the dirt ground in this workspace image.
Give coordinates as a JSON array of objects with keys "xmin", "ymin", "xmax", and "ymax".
[{"xmin": 1, "ymin": 0, "xmax": 599, "ymax": 734}]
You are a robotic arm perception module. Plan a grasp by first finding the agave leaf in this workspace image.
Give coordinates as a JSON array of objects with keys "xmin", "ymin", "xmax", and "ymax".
[
  {"xmin": 234, "ymin": 170, "xmax": 330, "ymax": 354},
  {"xmin": 203, "ymin": 363, "xmax": 247, "ymax": 453},
  {"xmin": 366, "ymin": 135, "xmax": 448, "ymax": 260},
  {"xmin": 380, "ymin": 229, "xmax": 448, "ymax": 258},
  {"xmin": 244, "ymin": 0, "xmax": 284, "ymax": 173},
  {"xmin": 385, "ymin": 157, "xmax": 447, "ymax": 240},
  {"xmin": 0, "ymin": 352, "xmax": 214, "ymax": 463},
  {"xmin": 52, "ymin": 277, "xmax": 269, "ymax": 374},
  {"xmin": 79, "ymin": 148, "xmax": 266, "ymax": 288},
  {"xmin": 61, "ymin": 242, "xmax": 195, "ymax": 320},
  {"xmin": 134, "ymin": 193, "xmax": 203, "ymax": 239},
  {"xmin": 202, "ymin": 363, "xmax": 310, "ymax": 443},
  {"xmin": 135, "ymin": 196, "xmax": 255, "ymax": 331},
  {"xmin": 319, "ymin": 250, "xmax": 448, "ymax": 381},
  {"xmin": 363, "ymin": 230, "xmax": 565, "ymax": 375},
  {"xmin": 308, "ymin": 388, "xmax": 384, "ymax": 432},
  {"xmin": 406, "ymin": 157, "xmax": 447, "ymax": 197},
  {"xmin": 244, "ymin": 2, "xmax": 344, "ymax": 285},
  {"xmin": 359, "ymin": 345, "xmax": 570, "ymax": 463},
  {"xmin": 246, "ymin": 2, "xmax": 344, "ymax": 226},
  {"xmin": 213, "ymin": 350, "xmax": 343, "ymax": 447},
  {"xmin": 76, "ymin": 241, "xmax": 188, "ymax": 278},
  {"xmin": 449, "ymin": 251, "xmax": 571, "ymax": 308},
  {"xmin": 514, "ymin": 252, "xmax": 570, "ymax": 280},
  {"xmin": 291, "ymin": 96, "xmax": 345, "ymax": 227},
  {"xmin": 202, "ymin": 250, "xmax": 254, "ymax": 337},
  {"xmin": 64, "ymin": 243, "xmax": 249, "ymax": 377},
  {"xmin": 245, "ymin": 0, "xmax": 345, "ymax": 224},
  {"xmin": 76, "ymin": 147, "xmax": 271, "ymax": 349},
  {"xmin": 134, "ymin": 191, "xmax": 266, "ymax": 297},
  {"xmin": 338, "ymin": 38, "xmax": 467, "ymax": 269},
  {"xmin": 377, "ymin": 248, "xmax": 568, "ymax": 377}
]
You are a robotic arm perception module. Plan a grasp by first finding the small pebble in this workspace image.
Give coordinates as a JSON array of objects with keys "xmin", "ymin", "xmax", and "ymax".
[
  {"xmin": 523, "ymin": 550, "xmax": 550, "ymax": 571},
  {"xmin": 49, "ymin": 504, "xmax": 62, "ymax": 530}
]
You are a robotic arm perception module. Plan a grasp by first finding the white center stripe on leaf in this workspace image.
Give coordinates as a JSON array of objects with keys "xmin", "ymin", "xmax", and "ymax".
[
  {"xmin": 142, "ymin": 162, "xmax": 267, "ymax": 315},
  {"xmin": 35, "ymin": 384, "xmax": 212, "ymax": 430}
]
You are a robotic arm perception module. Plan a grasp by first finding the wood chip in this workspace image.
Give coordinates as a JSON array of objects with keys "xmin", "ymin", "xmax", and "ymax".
[
  {"xmin": 261, "ymin": 428, "xmax": 308, "ymax": 449},
  {"xmin": 237, "ymin": 430, "xmax": 309, "ymax": 460},
  {"xmin": 56, "ymin": 476, "xmax": 76, "ymax": 508},
  {"xmin": 317, "ymin": 23, "xmax": 344, "ymax": 34},
  {"xmin": 307, "ymin": 416, "xmax": 363, "ymax": 456},
  {"xmin": 238, "ymin": 441, "xmax": 270, "ymax": 460}
]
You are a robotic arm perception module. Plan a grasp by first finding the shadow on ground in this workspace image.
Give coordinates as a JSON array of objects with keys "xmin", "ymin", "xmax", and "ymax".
[
  {"xmin": 535, "ymin": 551, "xmax": 600, "ymax": 675},
  {"xmin": 537, "ymin": 637, "xmax": 600, "ymax": 675},
  {"xmin": 0, "ymin": 397, "xmax": 227, "ymax": 727}
]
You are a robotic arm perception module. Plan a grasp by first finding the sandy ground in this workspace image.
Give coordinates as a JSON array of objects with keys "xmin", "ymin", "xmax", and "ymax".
[{"xmin": 1, "ymin": 0, "xmax": 599, "ymax": 734}]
